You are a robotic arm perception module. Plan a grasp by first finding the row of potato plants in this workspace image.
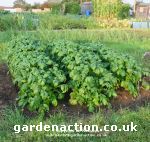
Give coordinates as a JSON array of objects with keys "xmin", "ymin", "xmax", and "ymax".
[{"xmin": 7, "ymin": 35, "xmax": 142, "ymax": 114}]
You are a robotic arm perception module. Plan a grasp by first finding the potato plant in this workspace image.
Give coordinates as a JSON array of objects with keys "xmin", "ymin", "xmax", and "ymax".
[
  {"xmin": 7, "ymin": 36, "xmax": 67, "ymax": 113},
  {"xmin": 7, "ymin": 36, "xmax": 142, "ymax": 113},
  {"xmin": 49, "ymin": 40, "xmax": 142, "ymax": 111}
]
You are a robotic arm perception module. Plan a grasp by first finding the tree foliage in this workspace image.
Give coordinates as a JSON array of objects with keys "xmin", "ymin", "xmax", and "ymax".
[
  {"xmin": 64, "ymin": 1, "xmax": 81, "ymax": 14},
  {"xmin": 13, "ymin": 0, "xmax": 31, "ymax": 10},
  {"xmin": 13, "ymin": 0, "xmax": 25, "ymax": 8}
]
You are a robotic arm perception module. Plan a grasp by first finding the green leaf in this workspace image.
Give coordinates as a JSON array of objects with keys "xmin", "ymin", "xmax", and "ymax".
[
  {"xmin": 69, "ymin": 99, "xmax": 77, "ymax": 105},
  {"xmin": 60, "ymin": 84, "xmax": 69, "ymax": 93},
  {"xmin": 53, "ymin": 80, "xmax": 59, "ymax": 87},
  {"xmin": 88, "ymin": 104, "xmax": 95, "ymax": 112},
  {"xmin": 52, "ymin": 99, "xmax": 58, "ymax": 107},
  {"xmin": 43, "ymin": 104, "xmax": 49, "ymax": 111},
  {"xmin": 58, "ymin": 93, "xmax": 64, "ymax": 100}
]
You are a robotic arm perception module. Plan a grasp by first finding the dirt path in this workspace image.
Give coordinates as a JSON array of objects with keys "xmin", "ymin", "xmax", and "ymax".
[{"xmin": 0, "ymin": 64, "xmax": 17, "ymax": 110}]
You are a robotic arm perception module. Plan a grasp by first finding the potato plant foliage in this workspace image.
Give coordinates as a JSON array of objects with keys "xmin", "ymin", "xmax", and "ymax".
[{"xmin": 7, "ymin": 36, "xmax": 142, "ymax": 113}]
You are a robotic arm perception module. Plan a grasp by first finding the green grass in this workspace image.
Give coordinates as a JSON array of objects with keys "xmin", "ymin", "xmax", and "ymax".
[
  {"xmin": 38, "ymin": 29, "xmax": 150, "ymax": 42},
  {"xmin": 0, "ymin": 105, "xmax": 149, "ymax": 142},
  {"xmin": 103, "ymin": 41, "xmax": 150, "ymax": 69},
  {"xmin": 0, "ymin": 32, "xmax": 10, "ymax": 63},
  {"xmin": 0, "ymin": 43, "xmax": 7, "ymax": 63}
]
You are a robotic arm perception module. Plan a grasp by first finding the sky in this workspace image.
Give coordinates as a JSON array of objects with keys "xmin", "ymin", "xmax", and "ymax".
[
  {"xmin": 0, "ymin": 0, "xmax": 46, "ymax": 6},
  {"xmin": 0, "ymin": 0, "xmax": 149, "ymax": 7},
  {"xmin": 123, "ymin": 0, "xmax": 134, "ymax": 5}
]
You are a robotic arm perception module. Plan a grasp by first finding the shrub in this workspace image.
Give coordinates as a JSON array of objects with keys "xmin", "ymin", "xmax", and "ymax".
[
  {"xmin": 7, "ymin": 36, "xmax": 142, "ymax": 114},
  {"xmin": 51, "ymin": 4, "xmax": 61, "ymax": 14},
  {"xmin": 0, "ymin": 10, "xmax": 10, "ymax": 15},
  {"xmin": 117, "ymin": 4, "xmax": 130, "ymax": 19},
  {"xmin": 64, "ymin": 2, "xmax": 81, "ymax": 14}
]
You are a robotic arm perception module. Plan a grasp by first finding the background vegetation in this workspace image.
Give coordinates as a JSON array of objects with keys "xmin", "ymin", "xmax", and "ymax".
[
  {"xmin": 0, "ymin": 13, "xmax": 131, "ymax": 31},
  {"xmin": 92, "ymin": 0, "xmax": 130, "ymax": 19}
]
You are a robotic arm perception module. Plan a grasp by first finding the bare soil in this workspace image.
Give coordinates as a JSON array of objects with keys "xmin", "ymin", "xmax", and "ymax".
[
  {"xmin": 0, "ymin": 64, "xmax": 17, "ymax": 110},
  {"xmin": 111, "ymin": 87, "xmax": 150, "ymax": 110},
  {"xmin": 0, "ymin": 64, "xmax": 149, "ymax": 117}
]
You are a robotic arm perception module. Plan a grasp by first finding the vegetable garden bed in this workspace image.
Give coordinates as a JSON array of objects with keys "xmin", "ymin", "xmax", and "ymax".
[
  {"xmin": 0, "ymin": 63, "xmax": 149, "ymax": 117},
  {"xmin": 4, "ymin": 35, "xmax": 150, "ymax": 116}
]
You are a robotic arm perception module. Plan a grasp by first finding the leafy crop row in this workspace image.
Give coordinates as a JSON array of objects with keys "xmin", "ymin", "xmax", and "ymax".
[
  {"xmin": 49, "ymin": 40, "xmax": 142, "ymax": 111},
  {"xmin": 7, "ymin": 36, "xmax": 142, "ymax": 114},
  {"xmin": 8, "ymin": 37, "xmax": 66, "ymax": 113}
]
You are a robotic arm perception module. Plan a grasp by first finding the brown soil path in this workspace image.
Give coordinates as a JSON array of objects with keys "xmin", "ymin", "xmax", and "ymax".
[{"xmin": 0, "ymin": 64, "xmax": 17, "ymax": 110}]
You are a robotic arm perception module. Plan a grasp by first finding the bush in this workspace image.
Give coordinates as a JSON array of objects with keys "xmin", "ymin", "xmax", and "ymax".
[
  {"xmin": 7, "ymin": 35, "xmax": 142, "ymax": 114},
  {"xmin": 51, "ymin": 4, "xmax": 61, "ymax": 14},
  {"xmin": 0, "ymin": 10, "xmax": 10, "ymax": 15},
  {"xmin": 117, "ymin": 4, "xmax": 130, "ymax": 19},
  {"xmin": 64, "ymin": 2, "xmax": 81, "ymax": 14}
]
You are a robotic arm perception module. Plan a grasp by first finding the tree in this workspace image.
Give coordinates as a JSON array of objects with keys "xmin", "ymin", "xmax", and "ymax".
[
  {"xmin": 13, "ymin": 0, "xmax": 26, "ymax": 8},
  {"xmin": 32, "ymin": 3, "xmax": 41, "ymax": 9},
  {"xmin": 40, "ymin": 2, "xmax": 52, "ymax": 10},
  {"xmin": 62, "ymin": 0, "xmax": 80, "ymax": 4},
  {"xmin": 47, "ymin": 0, "xmax": 62, "ymax": 3},
  {"xmin": 24, "ymin": 3, "xmax": 32, "ymax": 11},
  {"xmin": 13, "ymin": 0, "xmax": 31, "ymax": 10}
]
